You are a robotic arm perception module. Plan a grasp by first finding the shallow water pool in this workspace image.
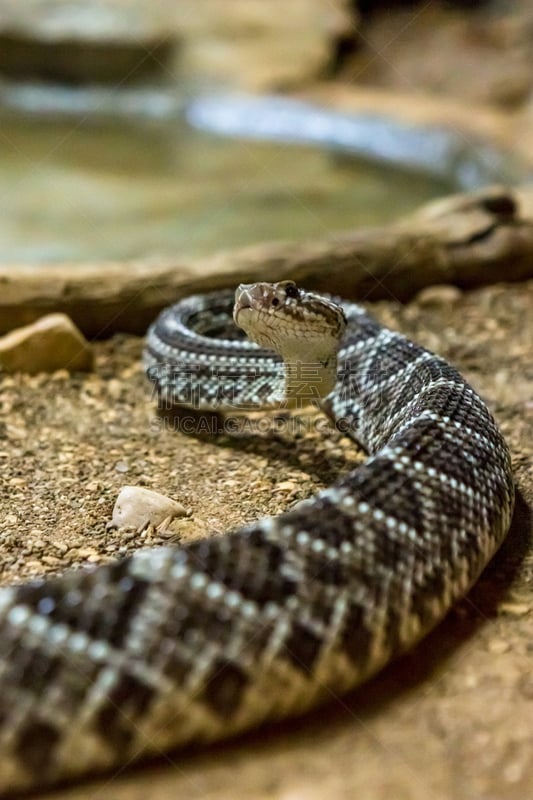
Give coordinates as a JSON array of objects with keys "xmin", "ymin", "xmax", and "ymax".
[{"xmin": 0, "ymin": 109, "xmax": 454, "ymax": 264}]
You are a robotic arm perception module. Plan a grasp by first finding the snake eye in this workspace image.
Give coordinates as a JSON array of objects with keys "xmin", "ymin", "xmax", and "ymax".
[
  {"xmin": 271, "ymin": 298, "xmax": 280, "ymax": 307},
  {"xmin": 284, "ymin": 283, "xmax": 299, "ymax": 299}
]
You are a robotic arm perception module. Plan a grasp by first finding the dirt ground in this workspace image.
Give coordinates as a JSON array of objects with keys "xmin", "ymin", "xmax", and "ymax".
[{"xmin": 0, "ymin": 279, "xmax": 531, "ymax": 800}]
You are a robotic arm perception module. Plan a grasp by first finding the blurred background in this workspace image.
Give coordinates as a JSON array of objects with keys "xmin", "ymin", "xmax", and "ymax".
[{"xmin": 0, "ymin": 0, "xmax": 531, "ymax": 265}]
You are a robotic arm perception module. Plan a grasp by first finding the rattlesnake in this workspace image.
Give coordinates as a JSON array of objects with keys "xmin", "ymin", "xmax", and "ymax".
[{"xmin": 0, "ymin": 281, "xmax": 514, "ymax": 795}]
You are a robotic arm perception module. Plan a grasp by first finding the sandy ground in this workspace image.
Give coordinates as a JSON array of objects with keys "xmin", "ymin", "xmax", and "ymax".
[{"xmin": 0, "ymin": 279, "xmax": 532, "ymax": 800}]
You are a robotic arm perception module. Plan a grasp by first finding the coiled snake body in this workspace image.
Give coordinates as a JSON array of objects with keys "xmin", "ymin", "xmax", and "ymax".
[{"xmin": 0, "ymin": 282, "xmax": 514, "ymax": 794}]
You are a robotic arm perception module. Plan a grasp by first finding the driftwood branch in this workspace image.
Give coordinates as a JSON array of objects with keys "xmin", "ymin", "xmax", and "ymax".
[{"xmin": 1, "ymin": 185, "xmax": 532, "ymax": 337}]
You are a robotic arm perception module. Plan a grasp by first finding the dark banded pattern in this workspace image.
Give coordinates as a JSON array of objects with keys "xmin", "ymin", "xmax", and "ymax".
[{"xmin": 0, "ymin": 285, "xmax": 514, "ymax": 795}]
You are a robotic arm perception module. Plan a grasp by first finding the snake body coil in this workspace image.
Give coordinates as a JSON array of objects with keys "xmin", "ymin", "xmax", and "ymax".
[{"xmin": 0, "ymin": 284, "xmax": 514, "ymax": 794}]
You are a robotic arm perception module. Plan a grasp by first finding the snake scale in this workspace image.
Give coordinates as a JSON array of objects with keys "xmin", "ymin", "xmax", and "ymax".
[{"xmin": 0, "ymin": 280, "xmax": 514, "ymax": 795}]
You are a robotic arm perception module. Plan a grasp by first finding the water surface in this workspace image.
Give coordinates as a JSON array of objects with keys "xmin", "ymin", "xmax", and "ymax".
[{"xmin": 0, "ymin": 110, "xmax": 454, "ymax": 264}]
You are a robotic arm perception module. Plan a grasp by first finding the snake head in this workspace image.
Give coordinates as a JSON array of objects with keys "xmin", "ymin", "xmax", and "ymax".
[
  {"xmin": 233, "ymin": 281, "xmax": 346, "ymax": 400},
  {"xmin": 234, "ymin": 281, "xmax": 300, "ymax": 339}
]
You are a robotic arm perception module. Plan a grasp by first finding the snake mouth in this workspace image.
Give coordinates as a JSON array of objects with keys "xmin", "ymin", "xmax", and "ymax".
[
  {"xmin": 233, "ymin": 284, "xmax": 259, "ymax": 327},
  {"xmin": 233, "ymin": 301, "xmax": 249, "ymax": 326}
]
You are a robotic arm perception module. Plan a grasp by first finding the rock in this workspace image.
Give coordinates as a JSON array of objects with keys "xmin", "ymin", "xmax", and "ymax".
[
  {"xmin": 517, "ymin": 674, "xmax": 533, "ymax": 700},
  {"xmin": 416, "ymin": 284, "xmax": 462, "ymax": 308},
  {"xmin": 486, "ymin": 638, "xmax": 511, "ymax": 655},
  {"xmin": 346, "ymin": 2, "xmax": 533, "ymax": 111},
  {"xmin": 111, "ymin": 485, "xmax": 186, "ymax": 531},
  {"xmin": 177, "ymin": 0, "xmax": 355, "ymax": 90},
  {"xmin": 164, "ymin": 516, "xmax": 210, "ymax": 543},
  {"xmin": 0, "ymin": 312, "xmax": 93, "ymax": 373},
  {"xmin": 0, "ymin": 0, "xmax": 354, "ymax": 89},
  {"xmin": 497, "ymin": 602, "xmax": 531, "ymax": 617},
  {"xmin": 275, "ymin": 481, "xmax": 298, "ymax": 493},
  {"xmin": 0, "ymin": 0, "xmax": 175, "ymax": 84},
  {"xmin": 488, "ymin": 72, "xmax": 533, "ymax": 110}
]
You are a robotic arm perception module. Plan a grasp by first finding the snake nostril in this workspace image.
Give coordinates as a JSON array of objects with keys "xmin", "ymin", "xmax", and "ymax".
[{"xmin": 272, "ymin": 298, "xmax": 279, "ymax": 307}]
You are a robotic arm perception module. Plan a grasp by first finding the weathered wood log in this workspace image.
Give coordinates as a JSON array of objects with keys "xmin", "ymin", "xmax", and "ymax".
[{"xmin": 0, "ymin": 185, "xmax": 532, "ymax": 337}]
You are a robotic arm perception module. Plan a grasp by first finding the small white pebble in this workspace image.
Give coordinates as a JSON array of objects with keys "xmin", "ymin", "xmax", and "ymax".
[{"xmin": 111, "ymin": 486, "xmax": 186, "ymax": 531}]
